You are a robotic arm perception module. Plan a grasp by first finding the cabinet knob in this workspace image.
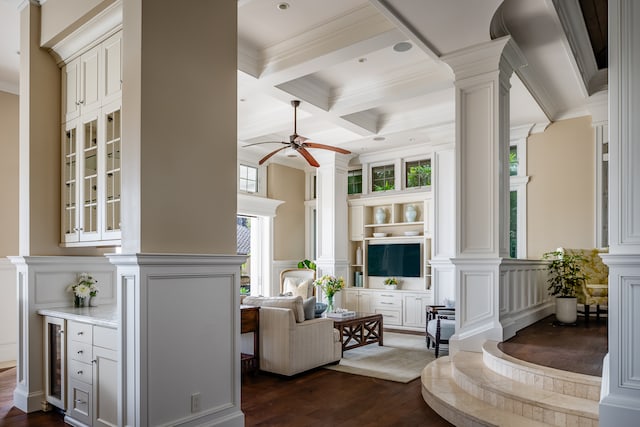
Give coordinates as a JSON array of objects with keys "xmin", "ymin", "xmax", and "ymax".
[
  {"xmin": 92, "ymin": 359, "xmax": 97, "ymax": 364},
  {"xmin": 77, "ymin": 331, "xmax": 83, "ymax": 335},
  {"xmin": 77, "ymin": 350, "xmax": 83, "ymax": 354},
  {"xmin": 75, "ymin": 399, "xmax": 86, "ymax": 404},
  {"xmin": 79, "ymin": 100, "xmax": 85, "ymax": 105},
  {"xmin": 77, "ymin": 370, "xmax": 83, "ymax": 375}
]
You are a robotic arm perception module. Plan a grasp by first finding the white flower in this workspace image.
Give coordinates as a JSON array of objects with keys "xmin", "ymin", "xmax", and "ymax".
[{"xmin": 74, "ymin": 284, "xmax": 91, "ymax": 298}]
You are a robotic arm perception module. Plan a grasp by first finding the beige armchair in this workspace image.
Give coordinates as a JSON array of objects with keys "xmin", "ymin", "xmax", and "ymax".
[
  {"xmin": 243, "ymin": 295, "xmax": 341, "ymax": 376},
  {"xmin": 565, "ymin": 248, "xmax": 609, "ymax": 322}
]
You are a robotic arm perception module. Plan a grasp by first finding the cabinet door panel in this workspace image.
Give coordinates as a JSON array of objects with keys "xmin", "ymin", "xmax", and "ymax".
[
  {"xmin": 63, "ymin": 59, "xmax": 80, "ymax": 121},
  {"xmin": 81, "ymin": 47, "xmax": 100, "ymax": 112},
  {"xmin": 93, "ymin": 346, "xmax": 118, "ymax": 427},
  {"xmin": 103, "ymin": 32, "xmax": 122, "ymax": 102}
]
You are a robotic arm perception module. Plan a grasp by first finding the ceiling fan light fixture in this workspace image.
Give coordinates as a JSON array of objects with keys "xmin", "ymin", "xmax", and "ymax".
[{"xmin": 393, "ymin": 42, "xmax": 413, "ymax": 53}]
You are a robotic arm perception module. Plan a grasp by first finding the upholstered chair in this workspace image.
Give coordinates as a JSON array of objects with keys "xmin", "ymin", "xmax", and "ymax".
[{"xmin": 566, "ymin": 248, "xmax": 609, "ymax": 323}]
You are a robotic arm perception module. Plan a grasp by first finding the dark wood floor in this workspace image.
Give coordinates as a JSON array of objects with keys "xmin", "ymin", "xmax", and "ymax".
[
  {"xmin": 1, "ymin": 316, "xmax": 607, "ymax": 426},
  {"xmin": 0, "ymin": 365, "xmax": 453, "ymax": 427},
  {"xmin": 499, "ymin": 314, "xmax": 608, "ymax": 377}
]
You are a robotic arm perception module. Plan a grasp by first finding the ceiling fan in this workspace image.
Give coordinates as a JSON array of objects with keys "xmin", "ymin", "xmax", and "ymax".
[{"xmin": 244, "ymin": 100, "xmax": 351, "ymax": 167}]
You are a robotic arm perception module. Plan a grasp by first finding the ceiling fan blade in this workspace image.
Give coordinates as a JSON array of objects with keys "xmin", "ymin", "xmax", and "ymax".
[
  {"xmin": 303, "ymin": 142, "xmax": 351, "ymax": 154},
  {"xmin": 297, "ymin": 146, "xmax": 320, "ymax": 167},
  {"xmin": 258, "ymin": 146, "xmax": 288, "ymax": 165},
  {"xmin": 243, "ymin": 141, "xmax": 287, "ymax": 148}
]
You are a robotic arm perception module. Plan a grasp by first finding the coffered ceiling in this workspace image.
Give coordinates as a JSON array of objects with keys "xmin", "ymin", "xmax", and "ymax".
[{"xmin": 0, "ymin": 0, "xmax": 606, "ymax": 168}]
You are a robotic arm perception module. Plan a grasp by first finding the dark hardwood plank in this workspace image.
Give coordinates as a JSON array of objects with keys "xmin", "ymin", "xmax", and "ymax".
[
  {"xmin": 1, "ymin": 364, "xmax": 452, "ymax": 426},
  {"xmin": 499, "ymin": 315, "xmax": 607, "ymax": 377}
]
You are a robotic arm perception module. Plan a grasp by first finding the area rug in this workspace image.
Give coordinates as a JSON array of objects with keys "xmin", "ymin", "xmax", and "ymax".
[{"xmin": 324, "ymin": 332, "xmax": 435, "ymax": 383}]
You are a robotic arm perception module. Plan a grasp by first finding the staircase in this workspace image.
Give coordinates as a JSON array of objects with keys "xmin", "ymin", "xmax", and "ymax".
[{"xmin": 421, "ymin": 341, "xmax": 601, "ymax": 426}]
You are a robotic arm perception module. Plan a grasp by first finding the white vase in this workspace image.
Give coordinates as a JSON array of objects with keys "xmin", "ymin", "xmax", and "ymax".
[
  {"xmin": 89, "ymin": 296, "xmax": 98, "ymax": 307},
  {"xmin": 375, "ymin": 207, "xmax": 387, "ymax": 224},
  {"xmin": 355, "ymin": 246, "xmax": 363, "ymax": 265},
  {"xmin": 405, "ymin": 205, "xmax": 417, "ymax": 222},
  {"xmin": 555, "ymin": 297, "xmax": 577, "ymax": 324}
]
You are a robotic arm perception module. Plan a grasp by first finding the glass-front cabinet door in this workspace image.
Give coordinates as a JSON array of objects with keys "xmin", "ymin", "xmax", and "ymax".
[
  {"xmin": 62, "ymin": 124, "xmax": 78, "ymax": 243},
  {"xmin": 80, "ymin": 113, "xmax": 100, "ymax": 242},
  {"xmin": 60, "ymin": 104, "xmax": 122, "ymax": 245},
  {"xmin": 102, "ymin": 104, "xmax": 121, "ymax": 240},
  {"xmin": 44, "ymin": 316, "xmax": 66, "ymax": 410}
]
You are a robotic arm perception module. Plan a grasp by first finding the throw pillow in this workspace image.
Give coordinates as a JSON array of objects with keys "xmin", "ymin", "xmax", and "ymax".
[
  {"xmin": 302, "ymin": 296, "xmax": 316, "ymax": 320},
  {"xmin": 242, "ymin": 295, "xmax": 306, "ymax": 323},
  {"xmin": 283, "ymin": 277, "xmax": 312, "ymax": 299}
]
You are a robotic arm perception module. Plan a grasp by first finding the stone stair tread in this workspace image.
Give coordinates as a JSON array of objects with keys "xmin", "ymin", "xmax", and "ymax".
[
  {"xmin": 483, "ymin": 341, "xmax": 601, "ymax": 388},
  {"xmin": 422, "ymin": 357, "xmax": 551, "ymax": 427},
  {"xmin": 453, "ymin": 351, "xmax": 599, "ymax": 420}
]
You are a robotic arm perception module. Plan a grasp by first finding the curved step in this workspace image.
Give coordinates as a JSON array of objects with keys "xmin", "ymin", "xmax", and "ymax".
[
  {"xmin": 452, "ymin": 351, "xmax": 599, "ymax": 426},
  {"xmin": 422, "ymin": 357, "xmax": 550, "ymax": 427},
  {"xmin": 482, "ymin": 341, "xmax": 601, "ymax": 402}
]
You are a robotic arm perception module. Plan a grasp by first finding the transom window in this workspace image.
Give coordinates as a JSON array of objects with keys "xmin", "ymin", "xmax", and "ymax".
[
  {"xmin": 239, "ymin": 164, "xmax": 258, "ymax": 193},
  {"xmin": 406, "ymin": 159, "xmax": 431, "ymax": 188},
  {"xmin": 371, "ymin": 165, "xmax": 395, "ymax": 192},
  {"xmin": 509, "ymin": 146, "xmax": 519, "ymax": 176},
  {"xmin": 347, "ymin": 169, "xmax": 363, "ymax": 195}
]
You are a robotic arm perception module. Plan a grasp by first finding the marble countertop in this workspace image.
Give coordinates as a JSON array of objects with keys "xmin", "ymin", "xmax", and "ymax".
[{"xmin": 37, "ymin": 304, "xmax": 118, "ymax": 329}]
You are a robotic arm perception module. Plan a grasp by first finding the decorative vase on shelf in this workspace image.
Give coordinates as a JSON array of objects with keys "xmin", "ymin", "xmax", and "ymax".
[
  {"xmin": 405, "ymin": 205, "xmax": 417, "ymax": 222},
  {"xmin": 356, "ymin": 246, "xmax": 363, "ymax": 265},
  {"xmin": 375, "ymin": 207, "xmax": 387, "ymax": 224},
  {"xmin": 89, "ymin": 296, "xmax": 98, "ymax": 307},
  {"xmin": 74, "ymin": 296, "xmax": 86, "ymax": 307}
]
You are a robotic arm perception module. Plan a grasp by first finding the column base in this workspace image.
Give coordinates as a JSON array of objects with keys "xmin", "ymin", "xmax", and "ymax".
[{"xmin": 13, "ymin": 387, "xmax": 44, "ymax": 413}]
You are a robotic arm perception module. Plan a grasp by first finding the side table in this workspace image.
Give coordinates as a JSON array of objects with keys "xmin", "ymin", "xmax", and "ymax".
[{"xmin": 240, "ymin": 305, "xmax": 260, "ymax": 374}]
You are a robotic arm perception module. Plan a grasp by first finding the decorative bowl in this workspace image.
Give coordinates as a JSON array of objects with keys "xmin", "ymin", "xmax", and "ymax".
[
  {"xmin": 314, "ymin": 302, "xmax": 328, "ymax": 317},
  {"xmin": 404, "ymin": 231, "xmax": 420, "ymax": 236},
  {"xmin": 372, "ymin": 232, "xmax": 387, "ymax": 238}
]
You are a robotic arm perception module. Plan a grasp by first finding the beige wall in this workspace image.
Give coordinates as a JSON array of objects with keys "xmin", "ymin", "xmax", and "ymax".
[
  {"xmin": 122, "ymin": 0, "xmax": 237, "ymax": 254},
  {"xmin": 527, "ymin": 116, "xmax": 595, "ymax": 258},
  {"xmin": 268, "ymin": 164, "xmax": 306, "ymax": 260},
  {"xmin": 0, "ymin": 91, "xmax": 19, "ymax": 256}
]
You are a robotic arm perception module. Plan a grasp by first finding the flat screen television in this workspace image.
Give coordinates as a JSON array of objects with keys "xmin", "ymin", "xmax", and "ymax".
[{"xmin": 367, "ymin": 243, "xmax": 421, "ymax": 277}]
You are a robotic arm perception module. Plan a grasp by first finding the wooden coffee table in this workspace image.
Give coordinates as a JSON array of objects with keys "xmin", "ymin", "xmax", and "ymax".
[{"xmin": 331, "ymin": 313, "xmax": 383, "ymax": 354}]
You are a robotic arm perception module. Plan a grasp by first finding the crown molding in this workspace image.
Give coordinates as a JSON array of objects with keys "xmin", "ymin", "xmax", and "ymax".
[
  {"xmin": 552, "ymin": 0, "xmax": 607, "ymax": 96},
  {"xmin": 48, "ymin": 0, "xmax": 121, "ymax": 64}
]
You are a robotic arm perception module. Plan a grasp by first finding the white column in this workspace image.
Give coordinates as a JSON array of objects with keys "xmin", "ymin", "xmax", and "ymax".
[
  {"xmin": 314, "ymin": 152, "xmax": 350, "ymax": 306},
  {"xmin": 441, "ymin": 36, "xmax": 525, "ymax": 352},
  {"xmin": 599, "ymin": 0, "xmax": 640, "ymax": 423},
  {"xmin": 430, "ymin": 144, "xmax": 456, "ymax": 305}
]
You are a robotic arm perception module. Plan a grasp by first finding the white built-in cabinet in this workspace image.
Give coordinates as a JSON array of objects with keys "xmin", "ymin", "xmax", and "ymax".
[
  {"xmin": 44, "ymin": 316, "xmax": 118, "ymax": 427},
  {"xmin": 61, "ymin": 31, "xmax": 122, "ymax": 246},
  {"xmin": 345, "ymin": 192, "xmax": 434, "ymax": 330}
]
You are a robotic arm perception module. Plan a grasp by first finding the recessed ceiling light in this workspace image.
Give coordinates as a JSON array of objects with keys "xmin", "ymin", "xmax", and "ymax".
[
  {"xmin": 409, "ymin": 137, "xmax": 415, "ymax": 142},
  {"xmin": 239, "ymin": 98, "xmax": 246, "ymax": 102},
  {"xmin": 393, "ymin": 42, "xmax": 413, "ymax": 53},
  {"xmin": 358, "ymin": 57, "xmax": 367, "ymax": 63},
  {"xmin": 373, "ymin": 136, "xmax": 386, "ymax": 141},
  {"xmin": 277, "ymin": 2, "xmax": 290, "ymax": 10}
]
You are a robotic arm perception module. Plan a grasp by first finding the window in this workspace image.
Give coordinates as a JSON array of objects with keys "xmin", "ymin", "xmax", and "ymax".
[
  {"xmin": 509, "ymin": 146, "xmax": 518, "ymax": 176},
  {"xmin": 239, "ymin": 164, "xmax": 258, "ymax": 193},
  {"xmin": 371, "ymin": 164, "xmax": 395, "ymax": 192},
  {"xmin": 406, "ymin": 159, "xmax": 431, "ymax": 188},
  {"xmin": 347, "ymin": 169, "xmax": 363, "ymax": 195},
  {"xmin": 510, "ymin": 190, "xmax": 518, "ymax": 258}
]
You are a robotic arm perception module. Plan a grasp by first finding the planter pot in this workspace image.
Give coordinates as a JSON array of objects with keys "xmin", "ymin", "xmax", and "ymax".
[{"xmin": 555, "ymin": 296, "xmax": 577, "ymax": 324}]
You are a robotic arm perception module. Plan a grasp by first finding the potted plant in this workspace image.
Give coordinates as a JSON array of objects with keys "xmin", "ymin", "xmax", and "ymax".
[
  {"xmin": 297, "ymin": 259, "xmax": 316, "ymax": 270},
  {"xmin": 384, "ymin": 277, "xmax": 399, "ymax": 290},
  {"xmin": 543, "ymin": 249, "xmax": 588, "ymax": 324}
]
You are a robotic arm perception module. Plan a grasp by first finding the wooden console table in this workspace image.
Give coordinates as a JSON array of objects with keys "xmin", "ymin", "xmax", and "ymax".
[
  {"xmin": 240, "ymin": 305, "xmax": 259, "ymax": 374},
  {"xmin": 332, "ymin": 313, "xmax": 383, "ymax": 355}
]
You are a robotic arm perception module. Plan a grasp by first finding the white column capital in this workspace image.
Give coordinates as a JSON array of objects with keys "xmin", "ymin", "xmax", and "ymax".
[{"xmin": 441, "ymin": 36, "xmax": 526, "ymax": 82}]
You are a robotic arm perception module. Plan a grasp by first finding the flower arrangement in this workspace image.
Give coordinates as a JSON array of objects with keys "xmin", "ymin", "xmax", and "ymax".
[
  {"xmin": 384, "ymin": 277, "xmax": 398, "ymax": 285},
  {"xmin": 67, "ymin": 273, "xmax": 98, "ymax": 307},
  {"xmin": 314, "ymin": 275, "xmax": 345, "ymax": 298},
  {"xmin": 313, "ymin": 275, "xmax": 344, "ymax": 313}
]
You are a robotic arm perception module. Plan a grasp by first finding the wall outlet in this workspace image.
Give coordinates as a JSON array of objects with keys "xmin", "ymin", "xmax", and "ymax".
[{"xmin": 191, "ymin": 392, "xmax": 200, "ymax": 413}]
